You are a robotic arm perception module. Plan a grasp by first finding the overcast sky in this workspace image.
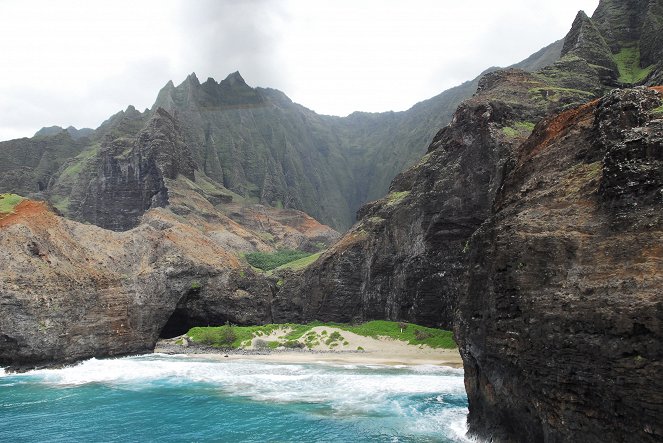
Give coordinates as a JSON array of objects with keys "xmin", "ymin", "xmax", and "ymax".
[{"xmin": 0, "ymin": 0, "xmax": 599, "ymax": 142}]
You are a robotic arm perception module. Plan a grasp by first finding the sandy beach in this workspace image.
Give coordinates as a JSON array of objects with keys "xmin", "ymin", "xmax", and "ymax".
[
  {"xmin": 194, "ymin": 349, "xmax": 463, "ymax": 367},
  {"xmin": 155, "ymin": 325, "xmax": 463, "ymax": 368}
]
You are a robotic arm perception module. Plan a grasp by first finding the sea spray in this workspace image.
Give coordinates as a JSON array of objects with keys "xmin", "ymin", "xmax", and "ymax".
[{"xmin": 1, "ymin": 355, "xmax": 471, "ymax": 442}]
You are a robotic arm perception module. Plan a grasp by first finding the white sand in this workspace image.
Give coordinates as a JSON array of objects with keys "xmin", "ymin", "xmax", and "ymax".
[{"xmin": 157, "ymin": 326, "xmax": 463, "ymax": 368}]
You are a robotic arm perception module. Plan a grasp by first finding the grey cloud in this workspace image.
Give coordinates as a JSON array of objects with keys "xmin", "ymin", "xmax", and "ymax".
[
  {"xmin": 175, "ymin": 0, "xmax": 290, "ymax": 89},
  {"xmin": 0, "ymin": 57, "xmax": 174, "ymax": 141}
]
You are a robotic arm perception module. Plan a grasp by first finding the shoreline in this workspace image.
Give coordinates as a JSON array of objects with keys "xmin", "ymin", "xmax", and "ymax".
[{"xmin": 154, "ymin": 343, "xmax": 464, "ymax": 368}]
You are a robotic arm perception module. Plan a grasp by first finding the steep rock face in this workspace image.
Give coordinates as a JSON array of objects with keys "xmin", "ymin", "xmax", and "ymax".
[
  {"xmin": 40, "ymin": 105, "xmax": 340, "ymax": 252},
  {"xmin": 274, "ymin": 69, "xmax": 585, "ymax": 327},
  {"xmin": 0, "ymin": 131, "xmax": 87, "ymax": 197},
  {"xmin": 273, "ymin": 1, "xmax": 635, "ymax": 322},
  {"xmin": 590, "ymin": 0, "xmax": 663, "ymax": 85},
  {"xmin": 153, "ymin": 71, "xmax": 450, "ymax": 230},
  {"xmin": 457, "ymin": 87, "xmax": 663, "ymax": 442},
  {"xmin": 69, "ymin": 108, "xmax": 196, "ymax": 231},
  {"xmin": 0, "ymin": 201, "xmax": 273, "ymax": 370},
  {"xmin": 592, "ymin": 0, "xmax": 652, "ymax": 52},
  {"xmin": 561, "ymin": 11, "xmax": 618, "ymax": 83},
  {"xmin": 275, "ymin": 3, "xmax": 663, "ymax": 440}
]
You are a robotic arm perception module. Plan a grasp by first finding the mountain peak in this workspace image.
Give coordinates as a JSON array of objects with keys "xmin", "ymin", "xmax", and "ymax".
[
  {"xmin": 185, "ymin": 72, "xmax": 200, "ymax": 86},
  {"xmin": 34, "ymin": 126, "xmax": 64, "ymax": 138},
  {"xmin": 561, "ymin": 8, "xmax": 617, "ymax": 75},
  {"xmin": 221, "ymin": 71, "xmax": 248, "ymax": 87}
]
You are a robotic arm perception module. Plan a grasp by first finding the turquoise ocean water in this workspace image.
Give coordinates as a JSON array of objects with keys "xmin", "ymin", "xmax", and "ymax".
[{"xmin": 0, "ymin": 354, "xmax": 470, "ymax": 442}]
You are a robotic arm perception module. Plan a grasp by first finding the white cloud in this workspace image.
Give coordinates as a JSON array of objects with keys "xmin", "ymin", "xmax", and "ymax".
[{"xmin": 0, "ymin": 0, "xmax": 600, "ymax": 141}]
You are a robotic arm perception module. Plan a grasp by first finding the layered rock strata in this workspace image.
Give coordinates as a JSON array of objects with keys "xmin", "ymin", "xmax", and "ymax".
[
  {"xmin": 0, "ymin": 201, "xmax": 274, "ymax": 371},
  {"xmin": 457, "ymin": 87, "xmax": 663, "ymax": 443}
]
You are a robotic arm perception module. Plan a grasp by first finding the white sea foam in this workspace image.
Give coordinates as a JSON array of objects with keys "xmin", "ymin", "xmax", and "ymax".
[{"xmin": 11, "ymin": 354, "xmax": 469, "ymax": 438}]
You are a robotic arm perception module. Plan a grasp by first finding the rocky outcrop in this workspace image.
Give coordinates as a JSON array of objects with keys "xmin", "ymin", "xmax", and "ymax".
[
  {"xmin": 68, "ymin": 108, "xmax": 196, "ymax": 231},
  {"xmin": 561, "ymin": 11, "xmax": 618, "ymax": 83},
  {"xmin": 0, "ymin": 201, "xmax": 273, "ymax": 371},
  {"xmin": 223, "ymin": 203, "xmax": 340, "ymax": 252},
  {"xmin": 457, "ymin": 87, "xmax": 663, "ymax": 443}
]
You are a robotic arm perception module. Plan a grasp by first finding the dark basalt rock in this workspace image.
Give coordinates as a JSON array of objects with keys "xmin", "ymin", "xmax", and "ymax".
[
  {"xmin": 592, "ymin": 0, "xmax": 651, "ymax": 53},
  {"xmin": 596, "ymin": 88, "xmax": 663, "ymax": 210},
  {"xmin": 274, "ymin": 69, "xmax": 570, "ymax": 328},
  {"xmin": 640, "ymin": 2, "xmax": 663, "ymax": 67},
  {"xmin": 562, "ymin": 10, "xmax": 618, "ymax": 79},
  {"xmin": 457, "ymin": 87, "xmax": 663, "ymax": 443},
  {"xmin": 70, "ymin": 108, "xmax": 197, "ymax": 231},
  {"xmin": 276, "ymin": 3, "xmax": 663, "ymax": 440}
]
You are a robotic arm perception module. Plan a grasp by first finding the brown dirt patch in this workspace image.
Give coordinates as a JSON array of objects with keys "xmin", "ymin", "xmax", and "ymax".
[
  {"xmin": 0, "ymin": 200, "xmax": 51, "ymax": 228},
  {"xmin": 519, "ymin": 100, "xmax": 599, "ymax": 165}
]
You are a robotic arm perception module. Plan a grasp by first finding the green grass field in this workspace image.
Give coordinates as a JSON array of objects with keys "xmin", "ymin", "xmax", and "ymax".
[
  {"xmin": 0, "ymin": 194, "xmax": 24, "ymax": 214},
  {"xmin": 270, "ymin": 252, "xmax": 322, "ymax": 273},
  {"xmin": 186, "ymin": 320, "xmax": 456, "ymax": 349},
  {"xmin": 244, "ymin": 249, "xmax": 314, "ymax": 271},
  {"xmin": 613, "ymin": 45, "xmax": 654, "ymax": 84}
]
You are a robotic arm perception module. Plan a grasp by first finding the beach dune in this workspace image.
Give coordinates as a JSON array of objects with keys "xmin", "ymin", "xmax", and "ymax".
[{"xmin": 156, "ymin": 325, "xmax": 463, "ymax": 368}]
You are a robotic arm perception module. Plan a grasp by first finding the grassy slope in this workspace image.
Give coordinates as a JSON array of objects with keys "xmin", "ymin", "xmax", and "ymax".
[
  {"xmin": 244, "ymin": 249, "xmax": 314, "ymax": 271},
  {"xmin": 613, "ymin": 45, "xmax": 655, "ymax": 83},
  {"xmin": 187, "ymin": 320, "xmax": 456, "ymax": 350},
  {"xmin": 0, "ymin": 194, "xmax": 24, "ymax": 214},
  {"xmin": 270, "ymin": 252, "xmax": 323, "ymax": 273}
]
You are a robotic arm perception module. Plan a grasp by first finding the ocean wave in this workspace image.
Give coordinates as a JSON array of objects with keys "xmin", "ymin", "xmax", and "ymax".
[{"xmin": 2, "ymin": 354, "xmax": 470, "ymax": 442}]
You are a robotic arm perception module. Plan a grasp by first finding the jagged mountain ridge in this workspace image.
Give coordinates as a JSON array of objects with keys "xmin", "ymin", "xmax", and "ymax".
[
  {"xmin": 147, "ymin": 70, "xmax": 484, "ymax": 230},
  {"xmin": 1, "ymin": 37, "xmax": 569, "ymax": 232}
]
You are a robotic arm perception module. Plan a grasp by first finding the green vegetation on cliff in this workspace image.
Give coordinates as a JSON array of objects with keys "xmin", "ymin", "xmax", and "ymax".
[
  {"xmin": 270, "ymin": 252, "xmax": 323, "ymax": 272},
  {"xmin": 245, "ymin": 249, "xmax": 314, "ymax": 271},
  {"xmin": 187, "ymin": 320, "xmax": 456, "ymax": 349},
  {"xmin": 613, "ymin": 45, "xmax": 654, "ymax": 83},
  {"xmin": 0, "ymin": 194, "xmax": 23, "ymax": 214},
  {"xmin": 502, "ymin": 121, "xmax": 536, "ymax": 138},
  {"xmin": 386, "ymin": 191, "xmax": 410, "ymax": 206}
]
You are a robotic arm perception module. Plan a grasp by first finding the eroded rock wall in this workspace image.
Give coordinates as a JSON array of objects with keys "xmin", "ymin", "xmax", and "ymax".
[
  {"xmin": 70, "ymin": 108, "xmax": 196, "ymax": 231},
  {"xmin": 274, "ymin": 70, "xmax": 567, "ymax": 327},
  {"xmin": 0, "ymin": 202, "xmax": 273, "ymax": 371},
  {"xmin": 457, "ymin": 88, "xmax": 663, "ymax": 442}
]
